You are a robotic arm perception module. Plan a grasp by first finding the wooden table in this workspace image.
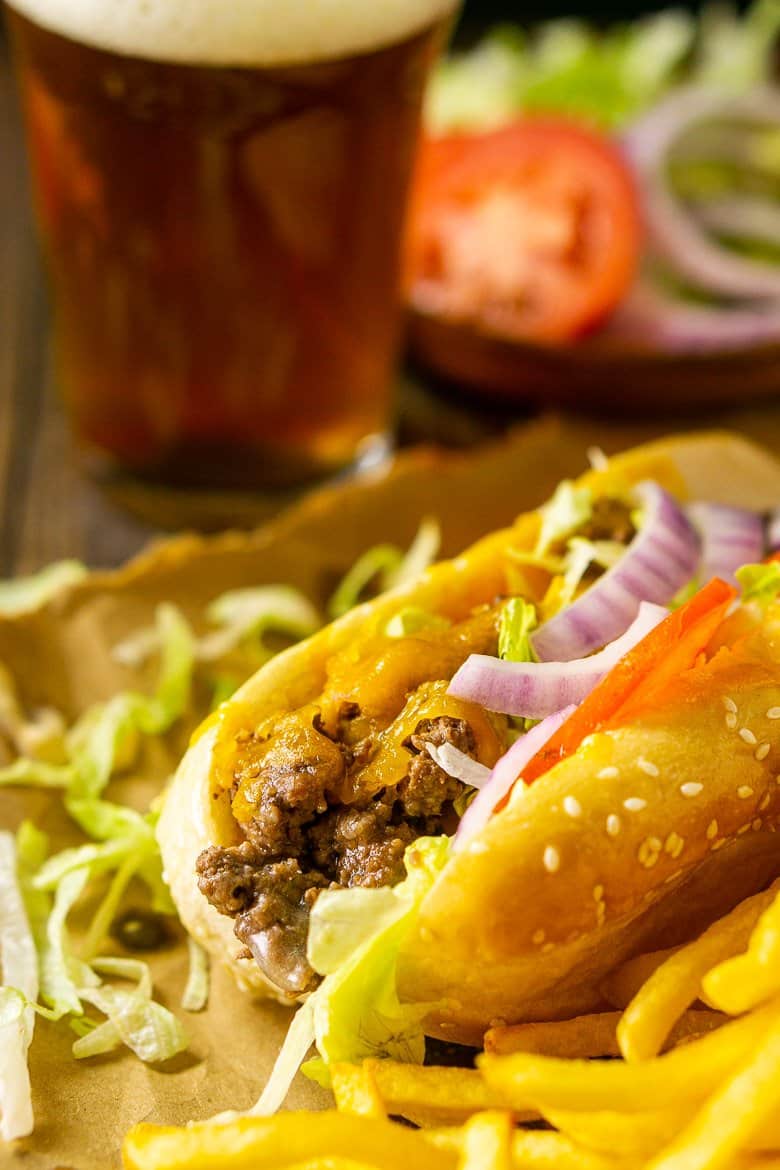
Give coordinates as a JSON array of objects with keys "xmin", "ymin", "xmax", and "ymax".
[{"xmin": 2, "ymin": 29, "xmax": 780, "ymax": 581}]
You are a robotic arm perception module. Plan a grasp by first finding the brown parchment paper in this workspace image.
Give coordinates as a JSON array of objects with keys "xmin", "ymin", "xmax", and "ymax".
[{"xmin": 2, "ymin": 412, "xmax": 780, "ymax": 1170}]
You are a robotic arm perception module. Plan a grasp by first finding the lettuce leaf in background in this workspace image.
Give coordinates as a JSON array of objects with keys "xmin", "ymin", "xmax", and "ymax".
[{"xmin": 427, "ymin": 0, "xmax": 779, "ymax": 135}]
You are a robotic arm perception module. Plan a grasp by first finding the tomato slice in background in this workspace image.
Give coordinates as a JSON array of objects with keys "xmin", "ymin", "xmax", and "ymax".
[{"xmin": 405, "ymin": 119, "xmax": 642, "ymax": 344}]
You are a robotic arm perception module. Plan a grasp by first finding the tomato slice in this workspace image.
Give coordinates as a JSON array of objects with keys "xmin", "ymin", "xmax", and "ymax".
[
  {"xmin": 521, "ymin": 578, "xmax": 737, "ymax": 785},
  {"xmin": 405, "ymin": 118, "xmax": 642, "ymax": 344}
]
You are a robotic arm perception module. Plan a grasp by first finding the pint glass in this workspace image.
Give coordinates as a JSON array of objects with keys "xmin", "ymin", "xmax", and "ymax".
[{"xmin": 6, "ymin": 1, "xmax": 457, "ymax": 489}]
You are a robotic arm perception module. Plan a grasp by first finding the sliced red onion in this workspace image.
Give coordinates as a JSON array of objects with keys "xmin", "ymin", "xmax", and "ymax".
[
  {"xmin": 692, "ymin": 197, "xmax": 780, "ymax": 250},
  {"xmin": 623, "ymin": 87, "xmax": 780, "ymax": 300},
  {"xmin": 768, "ymin": 510, "xmax": 780, "ymax": 552},
  {"xmin": 425, "ymin": 742, "xmax": 491, "ymax": 789},
  {"xmin": 688, "ymin": 503, "xmax": 766, "ymax": 584},
  {"xmin": 530, "ymin": 482, "xmax": 698, "ymax": 662},
  {"xmin": 449, "ymin": 602, "xmax": 667, "ymax": 719},
  {"xmin": 454, "ymin": 705, "xmax": 577, "ymax": 850},
  {"xmin": 605, "ymin": 282, "xmax": 780, "ymax": 353}
]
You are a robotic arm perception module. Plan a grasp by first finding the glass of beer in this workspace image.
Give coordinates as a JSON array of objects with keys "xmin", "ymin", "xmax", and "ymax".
[{"xmin": 5, "ymin": 0, "xmax": 458, "ymax": 491}]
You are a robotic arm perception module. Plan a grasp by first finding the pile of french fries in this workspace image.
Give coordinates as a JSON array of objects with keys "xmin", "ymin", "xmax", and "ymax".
[{"xmin": 123, "ymin": 878, "xmax": 780, "ymax": 1170}]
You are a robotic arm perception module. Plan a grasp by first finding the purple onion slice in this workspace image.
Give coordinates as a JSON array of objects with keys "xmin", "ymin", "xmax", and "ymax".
[
  {"xmin": 687, "ymin": 503, "xmax": 766, "ymax": 585},
  {"xmin": 531, "ymin": 481, "xmax": 699, "ymax": 663},
  {"xmin": 449, "ymin": 601, "xmax": 667, "ymax": 720}
]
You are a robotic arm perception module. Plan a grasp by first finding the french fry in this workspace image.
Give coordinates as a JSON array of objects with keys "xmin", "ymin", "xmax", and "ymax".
[
  {"xmin": 703, "ymin": 893, "xmax": 780, "ymax": 1015},
  {"xmin": 121, "ymin": 1114, "xmax": 457, "ymax": 1170},
  {"xmin": 510, "ymin": 1130, "xmax": 631, "ymax": 1170},
  {"xmin": 645, "ymin": 1001, "xmax": 780, "ymax": 1170},
  {"xmin": 457, "ymin": 1112, "xmax": 513, "ymax": 1170},
  {"xmin": 544, "ymin": 1106, "xmax": 691, "ymax": 1159},
  {"xmin": 479, "ymin": 1000, "xmax": 776, "ymax": 1114},
  {"xmin": 346, "ymin": 1060, "xmax": 538, "ymax": 1127},
  {"xmin": 331, "ymin": 1063, "xmax": 386, "ymax": 1118},
  {"xmin": 600, "ymin": 948, "xmax": 680, "ymax": 1009},
  {"xmin": 485, "ymin": 1010, "xmax": 723, "ymax": 1059},
  {"xmin": 617, "ymin": 882, "xmax": 780, "ymax": 1063}
]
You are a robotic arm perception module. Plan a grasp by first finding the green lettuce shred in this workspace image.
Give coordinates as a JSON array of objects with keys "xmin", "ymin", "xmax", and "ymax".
[
  {"xmin": 0, "ymin": 561, "xmax": 87, "ymax": 616},
  {"xmin": 328, "ymin": 519, "xmax": 441, "ymax": 619},
  {"xmin": 498, "ymin": 599, "xmax": 538, "ymax": 662},
  {"xmin": 427, "ymin": 2, "xmax": 777, "ymax": 136},
  {"xmin": 385, "ymin": 607, "xmax": 451, "ymax": 639},
  {"xmin": 535, "ymin": 482, "xmax": 593, "ymax": 558},
  {"xmin": 736, "ymin": 562, "xmax": 780, "ymax": 608},
  {"xmin": 254, "ymin": 838, "xmax": 451, "ymax": 1113}
]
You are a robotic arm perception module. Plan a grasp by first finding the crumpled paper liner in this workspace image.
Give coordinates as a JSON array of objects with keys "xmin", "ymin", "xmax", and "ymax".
[{"xmin": 3, "ymin": 413, "xmax": 780, "ymax": 1170}]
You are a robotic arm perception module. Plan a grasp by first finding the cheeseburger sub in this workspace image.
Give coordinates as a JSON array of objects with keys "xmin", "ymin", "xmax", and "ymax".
[{"xmin": 159, "ymin": 433, "xmax": 780, "ymax": 1082}]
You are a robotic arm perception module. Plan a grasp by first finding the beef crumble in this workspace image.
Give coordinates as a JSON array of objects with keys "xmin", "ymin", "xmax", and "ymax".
[{"xmin": 196, "ymin": 712, "xmax": 475, "ymax": 996}]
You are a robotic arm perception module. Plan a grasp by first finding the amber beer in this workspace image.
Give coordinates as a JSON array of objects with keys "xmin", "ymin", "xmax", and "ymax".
[{"xmin": 6, "ymin": 0, "xmax": 456, "ymax": 488}]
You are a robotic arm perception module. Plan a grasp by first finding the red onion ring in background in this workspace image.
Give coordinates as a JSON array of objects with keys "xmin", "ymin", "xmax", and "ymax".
[
  {"xmin": 692, "ymin": 197, "xmax": 780, "ymax": 250},
  {"xmin": 454, "ymin": 704, "xmax": 577, "ymax": 850},
  {"xmin": 425, "ymin": 742, "xmax": 491, "ymax": 788},
  {"xmin": 449, "ymin": 601, "xmax": 667, "ymax": 719},
  {"xmin": 768, "ymin": 510, "xmax": 780, "ymax": 552},
  {"xmin": 623, "ymin": 86, "xmax": 780, "ymax": 301},
  {"xmin": 687, "ymin": 503, "xmax": 766, "ymax": 585},
  {"xmin": 530, "ymin": 481, "xmax": 698, "ymax": 662},
  {"xmin": 605, "ymin": 282, "xmax": 780, "ymax": 352}
]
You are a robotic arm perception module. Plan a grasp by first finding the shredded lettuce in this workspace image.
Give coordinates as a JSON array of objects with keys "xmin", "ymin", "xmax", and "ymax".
[
  {"xmin": 535, "ymin": 482, "xmax": 593, "ymax": 558},
  {"xmin": 181, "ymin": 936, "xmax": 210, "ymax": 1013},
  {"xmin": 737, "ymin": 562, "xmax": 780, "ymax": 608},
  {"xmin": 427, "ymin": 2, "xmax": 776, "ymax": 136},
  {"xmin": 385, "ymin": 607, "xmax": 451, "ymax": 639},
  {"xmin": 253, "ymin": 838, "xmax": 451, "ymax": 1113},
  {"xmin": 199, "ymin": 587, "xmax": 321, "ymax": 663},
  {"xmin": 73, "ymin": 958, "xmax": 187, "ymax": 1062},
  {"xmin": 0, "ymin": 561, "xmax": 87, "ymax": 616},
  {"xmin": 560, "ymin": 538, "xmax": 626, "ymax": 609},
  {"xmin": 498, "ymin": 599, "xmax": 538, "ymax": 662},
  {"xmin": 0, "ymin": 831, "xmax": 39, "ymax": 1141},
  {"xmin": 329, "ymin": 519, "xmax": 441, "ymax": 619}
]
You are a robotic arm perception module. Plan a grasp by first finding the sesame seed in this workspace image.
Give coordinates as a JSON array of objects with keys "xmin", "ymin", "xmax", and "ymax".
[
  {"xmin": 638, "ymin": 757, "xmax": 660, "ymax": 777},
  {"xmin": 737, "ymin": 786, "xmax": 754, "ymax": 800},
  {"xmin": 624, "ymin": 797, "xmax": 647, "ymax": 812},
  {"xmin": 738, "ymin": 823, "xmax": 751, "ymax": 836},
  {"xmin": 598, "ymin": 766, "xmax": 619, "ymax": 780},
  {"xmin": 532, "ymin": 929, "xmax": 546, "ymax": 945},
  {"xmin": 664, "ymin": 831, "xmax": 684, "ymax": 859},
  {"xmin": 638, "ymin": 837, "xmax": 662, "ymax": 868},
  {"xmin": 606, "ymin": 814, "xmax": 621, "ymax": 837},
  {"xmin": 753, "ymin": 819, "xmax": 763, "ymax": 831},
  {"xmin": 740, "ymin": 728, "xmax": 758, "ymax": 745},
  {"xmin": 725, "ymin": 713, "xmax": 738, "ymax": 730},
  {"xmin": 768, "ymin": 707, "xmax": 780, "ymax": 720},
  {"xmin": 707, "ymin": 819, "xmax": 719, "ymax": 840},
  {"xmin": 563, "ymin": 796, "xmax": 582, "ymax": 818},
  {"xmin": 724, "ymin": 697, "xmax": 738, "ymax": 714},
  {"xmin": 542, "ymin": 942, "xmax": 555, "ymax": 953},
  {"xmin": 756, "ymin": 743, "xmax": 771, "ymax": 761},
  {"xmin": 760, "ymin": 793, "xmax": 771, "ymax": 811},
  {"xmin": 543, "ymin": 845, "xmax": 561, "ymax": 873},
  {"xmin": 680, "ymin": 782, "xmax": 703, "ymax": 798},
  {"xmin": 711, "ymin": 838, "xmax": 726, "ymax": 852},
  {"xmin": 593, "ymin": 884, "xmax": 604, "ymax": 902}
]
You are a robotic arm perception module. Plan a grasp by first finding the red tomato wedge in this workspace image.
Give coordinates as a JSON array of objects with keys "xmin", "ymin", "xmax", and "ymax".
[
  {"xmin": 521, "ymin": 578, "xmax": 737, "ymax": 785},
  {"xmin": 405, "ymin": 119, "xmax": 642, "ymax": 344}
]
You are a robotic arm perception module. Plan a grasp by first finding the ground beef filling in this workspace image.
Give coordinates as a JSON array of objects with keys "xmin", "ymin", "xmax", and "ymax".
[{"xmin": 196, "ymin": 713, "xmax": 475, "ymax": 997}]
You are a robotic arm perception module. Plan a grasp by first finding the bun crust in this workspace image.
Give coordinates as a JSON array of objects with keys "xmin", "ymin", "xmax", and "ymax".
[{"xmin": 157, "ymin": 432, "xmax": 780, "ymax": 1025}]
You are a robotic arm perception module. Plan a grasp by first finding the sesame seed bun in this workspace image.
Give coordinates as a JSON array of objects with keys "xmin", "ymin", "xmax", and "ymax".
[{"xmin": 157, "ymin": 432, "xmax": 780, "ymax": 1033}]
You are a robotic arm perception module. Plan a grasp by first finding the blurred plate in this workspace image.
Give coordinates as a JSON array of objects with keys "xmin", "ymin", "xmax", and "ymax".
[{"xmin": 408, "ymin": 309, "xmax": 780, "ymax": 414}]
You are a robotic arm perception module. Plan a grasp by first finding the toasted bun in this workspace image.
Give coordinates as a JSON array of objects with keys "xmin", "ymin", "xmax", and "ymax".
[
  {"xmin": 7, "ymin": 0, "xmax": 456, "ymax": 66},
  {"xmin": 158, "ymin": 432, "xmax": 780, "ymax": 1023}
]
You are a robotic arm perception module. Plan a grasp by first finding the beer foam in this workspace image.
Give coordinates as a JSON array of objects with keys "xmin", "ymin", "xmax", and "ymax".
[{"xmin": 7, "ymin": 0, "xmax": 458, "ymax": 65}]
